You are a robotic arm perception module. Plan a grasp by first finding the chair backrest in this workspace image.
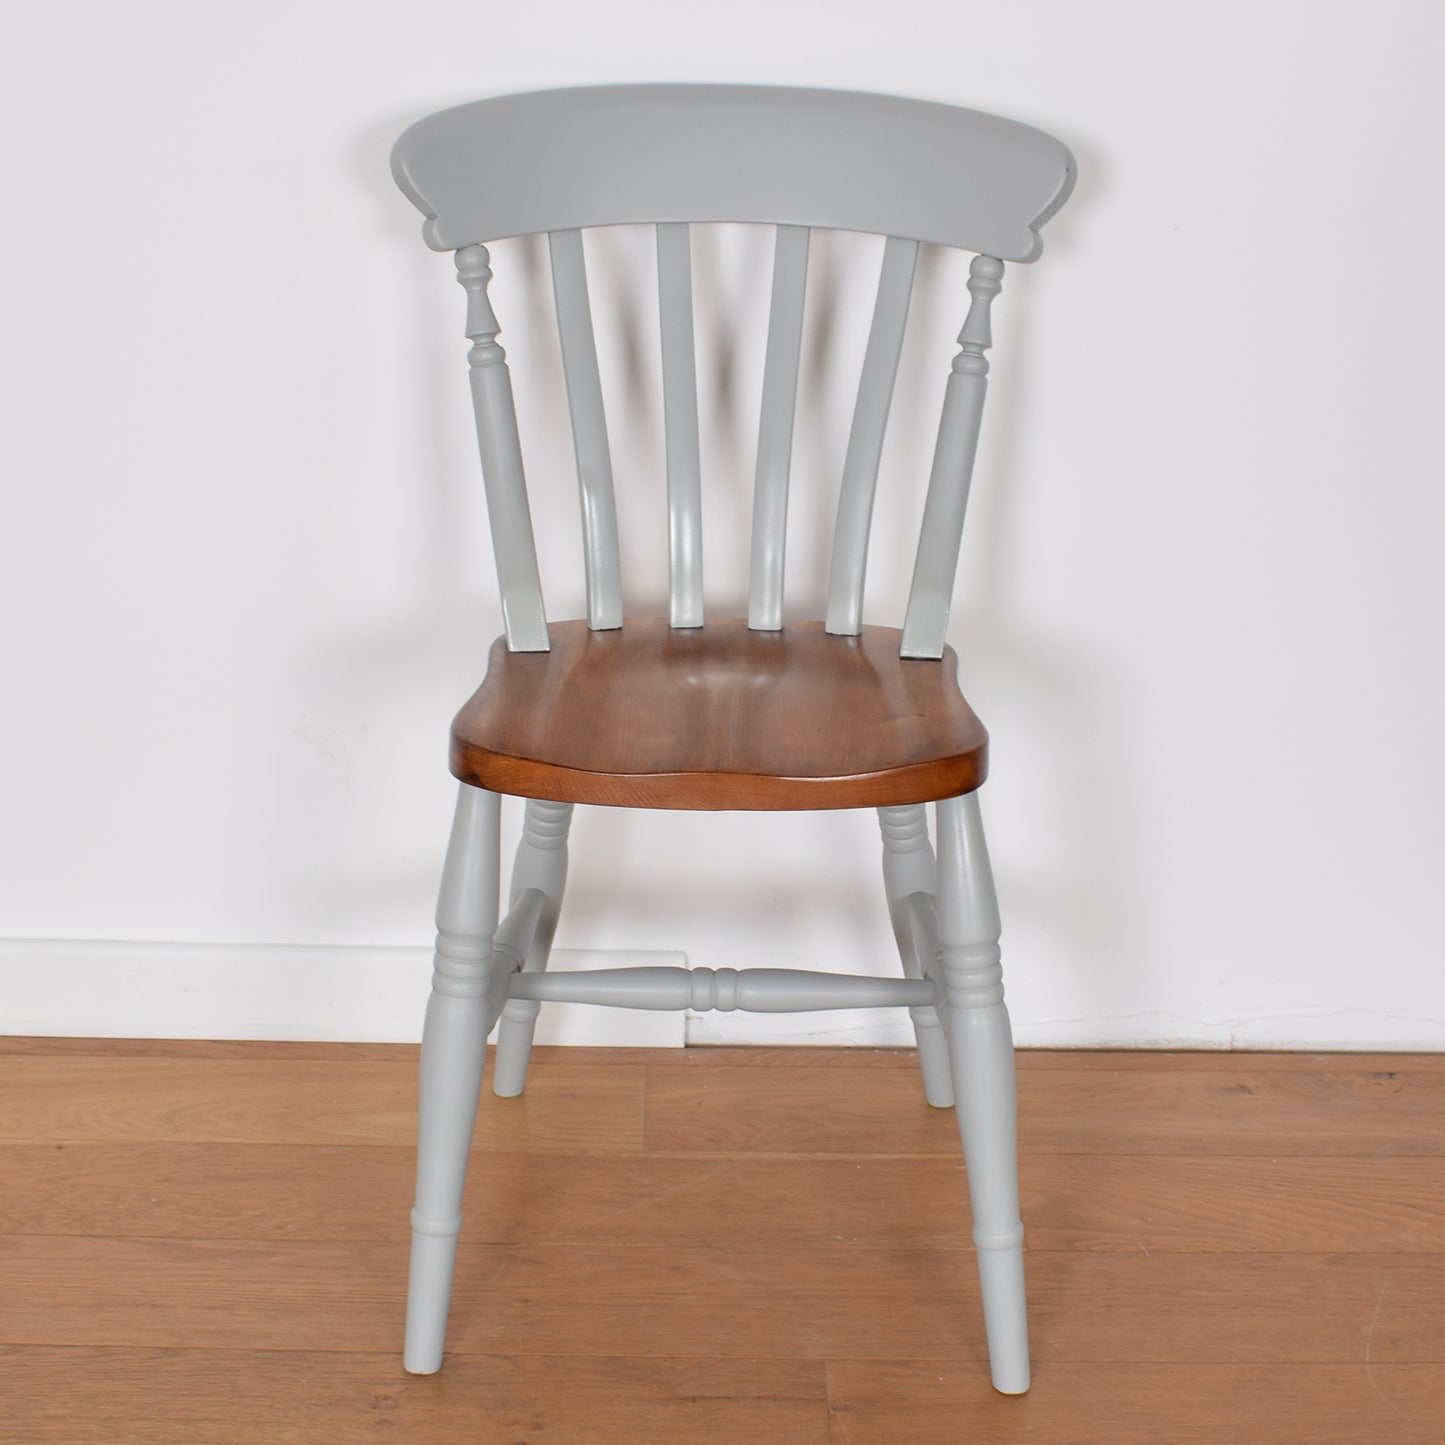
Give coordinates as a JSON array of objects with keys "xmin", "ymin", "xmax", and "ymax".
[{"xmin": 392, "ymin": 84, "xmax": 1075, "ymax": 657}]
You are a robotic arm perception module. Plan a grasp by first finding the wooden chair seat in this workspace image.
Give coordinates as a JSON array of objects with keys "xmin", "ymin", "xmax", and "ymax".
[{"xmin": 450, "ymin": 618, "xmax": 989, "ymax": 810}]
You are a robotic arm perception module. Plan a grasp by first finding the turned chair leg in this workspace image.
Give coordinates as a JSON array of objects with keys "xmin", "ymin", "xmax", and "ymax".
[
  {"xmin": 878, "ymin": 804, "xmax": 955, "ymax": 1108},
  {"xmin": 935, "ymin": 791, "xmax": 1030, "ymax": 1394},
  {"xmin": 491, "ymin": 799, "xmax": 573, "ymax": 1098},
  {"xmin": 404, "ymin": 782, "xmax": 505, "ymax": 1375}
]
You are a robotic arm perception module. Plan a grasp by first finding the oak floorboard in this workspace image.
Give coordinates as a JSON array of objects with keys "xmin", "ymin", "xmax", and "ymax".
[
  {"xmin": 6, "ymin": 1035, "xmax": 1441, "ymax": 1071},
  {"xmin": 1019, "ymin": 1154, "xmax": 1445, "ymax": 1253},
  {"xmin": 1017, "ymin": 1050, "xmax": 1445, "ymax": 1072},
  {"xmin": 4, "ymin": 1237, "xmax": 1442, "ymax": 1365},
  {"xmin": 6, "ymin": 1041, "xmax": 1443, "ymax": 1441},
  {"xmin": 824, "ymin": 1361, "xmax": 1445, "ymax": 1445},
  {"xmin": 0, "ymin": 1056, "xmax": 644, "ymax": 1150},
  {"xmin": 3, "ymin": 1351, "xmax": 1439, "ymax": 1445},
  {"xmin": 328, "ymin": 1248, "xmax": 1445, "ymax": 1366},
  {"xmin": 0, "ymin": 1347, "xmax": 829, "ymax": 1445},
  {"xmin": 0, "ymin": 1035, "xmax": 425, "ymax": 1061},
  {"xmin": 8, "ymin": 1034, "xmax": 1442, "ymax": 1063},
  {"xmin": 6, "ymin": 1146, "xmax": 1445, "ymax": 1256},
  {"xmin": 648, "ymin": 1046, "xmax": 1445, "ymax": 1074},
  {"xmin": 644, "ymin": 1061, "xmax": 1445, "ymax": 1156}
]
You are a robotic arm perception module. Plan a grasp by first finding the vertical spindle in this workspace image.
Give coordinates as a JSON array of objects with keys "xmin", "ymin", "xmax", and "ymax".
[
  {"xmin": 825, "ymin": 236, "xmax": 919, "ymax": 637},
  {"xmin": 549, "ymin": 229, "xmax": 624, "ymax": 631},
  {"xmin": 456, "ymin": 245, "xmax": 550, "ymax": 652},
  {"xmin": 900, "ymin": 254, "xmax": 1003, "ymax": 659},
  {"xmin": 657, "ymin": 222, "xmax": 704, "ymax": 628},
  {"xmin": 748, "ymin": 224, "xmax": 810, "ymax": 630}
]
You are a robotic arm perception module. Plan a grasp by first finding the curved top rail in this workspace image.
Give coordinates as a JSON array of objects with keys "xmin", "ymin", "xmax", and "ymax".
[{"xmin": 392, "ymin": 84, "xmax": 1075, "ymax": 260}]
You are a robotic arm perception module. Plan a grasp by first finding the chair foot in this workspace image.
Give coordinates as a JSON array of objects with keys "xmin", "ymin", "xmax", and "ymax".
[
  {"xmin": 976, "ymin": 1243, "xmax": 1031, "ymax": 1393},
  {"xmin": 911, "ymin": 1007, "xmax": 956, "ymax": 1108},
  {"xmin": 491, "ymin": 1005, "xmax": 539, "ymax": 1097},
  {"xmin": 403, "ymin": 1227, "xmax": 460, "ymax": 1374}
]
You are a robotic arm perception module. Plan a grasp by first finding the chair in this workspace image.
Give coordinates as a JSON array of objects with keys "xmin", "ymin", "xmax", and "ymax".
[{"xmin": 389, "ymin": 84, "xmax": 1075, "ymax": 1395}]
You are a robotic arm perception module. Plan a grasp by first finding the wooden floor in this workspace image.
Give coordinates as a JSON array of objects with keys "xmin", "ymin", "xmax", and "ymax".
[{"xmin": 1, "ymin": 1041, "xmax": 1442, "ymax": 1443}]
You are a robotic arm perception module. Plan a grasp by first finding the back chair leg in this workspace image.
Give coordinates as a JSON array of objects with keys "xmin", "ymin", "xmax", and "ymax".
[
  {"xmin": 878, "ymin": 804, "xmax": 955, "ymax": 1107},
  {"xmin": 492, "ymin": 798, "xmax": 574, "ymax": 1097},
  {"xmin": 935, "ymin": 791, "xmax": 1030, "ymax": 1394},
  {"xmin": 404, "ymin": 783, "xmax": 504, "ymax": 1375}
]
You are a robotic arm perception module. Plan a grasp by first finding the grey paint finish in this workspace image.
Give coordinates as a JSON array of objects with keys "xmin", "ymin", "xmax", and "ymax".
[
  {"xmin": 937, "ymin": 791, "xmax": 1030, "ymax": 1393},
  {"xmin": 507, "ymin": 966, "xmax": 935, "ymax": 1011},
  {"xmin": 824, "ymin": 236, "xmax": 918, "ymax": 636},
  {"xmin": 902, "ymin": 255, "xmax": 1004, "ymax": 658},
  {"xmin": 454, "ymin": 246, "xmax": 550, "ymax": 652},
  {"xmin": 399, "ymin": 86, "xmax": 1074, "ymax": 656},
  {"xmin": 393, "ymin": 84, "xmax": 1075, "ymax": 258},
  {"xmin": 405, "ymin": 783, "xmax": 504, "ymax": 1375},
  {"xmin": 492, "ymin": 798, "xmax": 573, "ymax": 1098},
  {"xmin": 404, "ymin": 785, "xmax": 1034, "ymax": 1390},
  {"xmin": 656, "ymin": 222, "xmax": 705, "ymax": 628},
  {"xmin": 548, "ymin": 229, "xmax": 624, "ymax": 632},
  {"xmin": 878, "ymin": 804, "xmax": 954, "ymax": 1108},
  {"xmin": 748, "ymin": 225, "xmax": 809, "ymax": 631}
]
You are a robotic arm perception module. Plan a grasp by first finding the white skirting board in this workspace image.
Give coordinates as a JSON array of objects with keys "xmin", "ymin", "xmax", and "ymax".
[
  {"xmin": 0, "ymin": 937, "xmax": 912, "ymax": 1046},
  {"xmin": 2, "ymin": 939, "xmax": 1439, "ymax": 1049},
  {"xmin": 0, "ymin": 938, "xmax": 684, "ymax": 1046},
  {"xmin": 685, "ymin": 1006, "xmax": 1445, "ymax": 1050}
]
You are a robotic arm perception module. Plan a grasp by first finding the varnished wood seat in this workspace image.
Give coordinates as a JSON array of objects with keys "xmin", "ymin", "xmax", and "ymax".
[{"xmin": 451, "ymin": 618, "xmax": 988, "ymax": 810}]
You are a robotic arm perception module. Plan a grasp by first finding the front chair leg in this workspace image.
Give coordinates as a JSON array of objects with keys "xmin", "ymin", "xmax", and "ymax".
[
  {"xmin": 935, "ymin": 790, "xmax": 1030, "ymax": 1394},
  {"xmin": 491, "ymin": 798, "xmax": 574, "ymax": 1098},
  {"xmin": 404, "ymin": 782, "xmax": 505, "ymax": 1375}
]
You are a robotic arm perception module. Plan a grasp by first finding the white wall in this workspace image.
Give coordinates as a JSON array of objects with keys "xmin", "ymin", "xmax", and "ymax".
[{"xmin": 2, "ymin": 0, "xmax": 1442, "ymax": 1047}]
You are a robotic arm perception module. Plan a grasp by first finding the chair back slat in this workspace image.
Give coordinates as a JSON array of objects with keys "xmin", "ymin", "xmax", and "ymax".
[
  {"xmin": 656, "ymin": 222, "xmax": 705, "ymax": 629},
  {"xmin": 824, "ymin": 236, "xmax": 918, "ymax": 637},
  {"xmin": 548, "ymin": 228, "xmax": 624, "ymax": 632},
  {"xmin": 901, "ymin": 255, "xmax": 1003, "ymax": 658},
  {"xmin": 455, "ymin": 245, "xmax": 550, "ymax": 652},
  {"xmin": 748, "ymin": 225, "xmax": 810, "ymax": 631}
]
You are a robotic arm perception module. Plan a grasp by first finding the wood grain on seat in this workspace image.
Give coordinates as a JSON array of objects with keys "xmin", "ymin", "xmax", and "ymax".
[{"xmin": 450, "ymin": 618, "xmax": 988, "ymax": 810}]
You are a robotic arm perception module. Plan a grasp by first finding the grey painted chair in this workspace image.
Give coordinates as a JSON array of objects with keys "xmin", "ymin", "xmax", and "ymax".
[{"xmin": 389, "ymin": 84, "xmax": 1075, "ymax": 1395}]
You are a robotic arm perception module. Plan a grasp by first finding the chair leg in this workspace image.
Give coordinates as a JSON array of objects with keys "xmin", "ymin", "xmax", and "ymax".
[
  {"xmin": 404, "ymin": 782, "xmax": 504, "ymax": 1375},
  {"xmin": 935, "ymin": 791, "xmax": 1030, "ymax": 1395},
  {"xmin": 877, "ymin": 805, "xmax": 954, "ymax": 1108},
  {"xmin": 492, "ymin": 799, "xmax": 574, "ymax": 1098}
]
